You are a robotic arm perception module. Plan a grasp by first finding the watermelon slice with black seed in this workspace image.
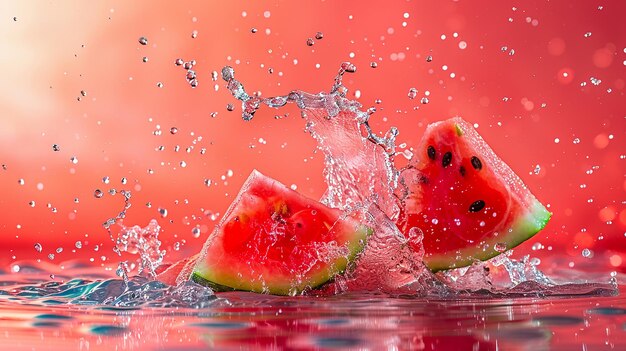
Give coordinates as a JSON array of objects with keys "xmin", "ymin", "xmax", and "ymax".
[
  {"xmin": 190, "ymin": 170, "xmax": 371, "ymax": 295},
  {"xmin": 397, "ymin": 117, "xmax": 551, "ymax": 271}
]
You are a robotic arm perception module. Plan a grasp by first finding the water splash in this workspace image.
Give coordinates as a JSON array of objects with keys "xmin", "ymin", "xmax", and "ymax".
[
  {"xmin": 101, "ymin": 190, "xmax": 166, "ymax": 283},
  {"xmin": 220, "ymin": 62, "xmax": 617, "ymax": 297}
]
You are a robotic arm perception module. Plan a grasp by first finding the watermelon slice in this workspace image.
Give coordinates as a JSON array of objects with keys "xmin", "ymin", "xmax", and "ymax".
[
  {"xmin": 397, "ymin": 117, "xmax": 551, "ymax": 271},
  {"xmin": 191, "ymin": 170, "xmax": 371, "ymax": 295}
]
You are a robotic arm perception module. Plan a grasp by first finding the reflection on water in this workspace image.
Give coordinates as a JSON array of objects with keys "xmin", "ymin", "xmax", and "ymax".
[{"xmin": 0, "ymin": 269, "xmax": 624, "ymax": 350}]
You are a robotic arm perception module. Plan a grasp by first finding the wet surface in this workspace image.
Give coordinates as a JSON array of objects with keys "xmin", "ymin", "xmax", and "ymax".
[{"xmin": 1, "ymin": 274, "xmax": 625, "ymax": 350}]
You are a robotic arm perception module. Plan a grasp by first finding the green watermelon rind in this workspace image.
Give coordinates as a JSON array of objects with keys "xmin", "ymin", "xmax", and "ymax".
[
  {"xmin": 192, "ymin": 224, "xmax": 371, "ymax": 295},
  {"xmin": 426, "ymin": 200, "xmax": 551, "ymax": 272}
]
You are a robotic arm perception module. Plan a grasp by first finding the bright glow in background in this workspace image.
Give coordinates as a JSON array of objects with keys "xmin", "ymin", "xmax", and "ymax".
[{"xmin": 1, "ymin": 1, "xmax": 624, "ymax": 272}]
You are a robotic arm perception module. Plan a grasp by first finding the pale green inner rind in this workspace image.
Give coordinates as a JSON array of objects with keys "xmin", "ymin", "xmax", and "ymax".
[
  {"xmin": 425, "ymin": 200, "xmax": 551, "ymax": 272},
  {"xmin": 192, "ymin": 225, "xmax": 371, "ymax": 295}
]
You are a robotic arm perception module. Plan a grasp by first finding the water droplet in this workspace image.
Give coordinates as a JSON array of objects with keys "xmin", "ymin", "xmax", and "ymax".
[
  {"xmin": 17, "ymin": 178, "xmax": 24, "ymax": 185},
  {"xmin": 75, "ymin": 241, "xmax": 82, "ymax": 249},
  {"xmin": 52, "ymin": 144, "xmax": 60, "ymax": 151},
  {"xmin": 226, "ymin": 103, "xmax": 234, "ymax": 111},
  {"xmin": 170, "ymin": 127, "xmax": 178, "ymax": 134},
  {"xmin": 407, "ymin": 88, "xmax": 417, "ymax": 99},
  {"xmin": 582, "ymin": 248, "xmax": 592, "ymax": 258},
  {"xmin": 94, "ymin": 189, "xmax": 103, "ymax": 198},
  {"xmin": 590, "ymin": 77, "xmax": 601, "ymax": 86},
  {"xmin": 315, "ymin": 32, "xmax": 324, "ymax": 40},
  {"xmin": 157, "ymin": 82, "xmax": 163, "ymax": 88},
  {"xmin": 584, "ymin": 32, "xmax": 592, "ymax": 38},
  {"xmin": 158, "ymin": 207, "xmax": 168, "ymax": 218},
  {"xmin": 533, "ymin": 164, "xmax": 541, "ymax": 175},
  {"xmin": 191, "ymin": 30, "xmax": 198, "ymax": 38},
  {"xmin": 56, "ymin": 247, "xmax": 63, "ymax": 254},
  {"xmin": 34, "ymin": 243, "xmax": 42, "ymax": 252},
  {"xmin": 426, "ymin": 55, "xmax": 433, "ymax": 62},
  {"xmin": 29, "ymin": 201, "xmax": 35, "ymax": 207},
  {"xmin": 102, "ymin": 176, "xmax": 110, "ymax": 184},
  {"xmin": 121, "ymin": 177, "xmax": 127, "ymax": 185},
  {"xmin": 138, "ymin": 36, "xmax": 148, "ymax": 45},
  {"xmin": 189, "ymin": 79, "xmax": 198, "ymax": 88},
  {"xmin": 420, "ymin": 97, "xmax": 429, "ymax": 104},
  {"xmin": 306, "ymin": 38, "xmax": 314, "ymax": 46},
  {"xmin": 191, "ymin": 226, "xmax": 201, "ymax": 238},
  {"xmin": 48, "ymin": 253, "xmax": 55, "ymax": 260},
  {"xmin": 142, "ymin": 56, "xmax": 148, "ymax": 63},
  {"xmin": 70, "ymin": 156, "xmax": 78, "ymax": 164},
  {"xmin": 495, "ymin": 242, "xmax": 507, "ymax": 253},
  {"xmin": 175, "ymin": 58, "xmax": 184, "ymax": 66}
]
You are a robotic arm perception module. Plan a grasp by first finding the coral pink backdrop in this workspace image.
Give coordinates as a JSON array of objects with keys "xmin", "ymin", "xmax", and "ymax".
[{"xmin": 1, "ymin": 1, "xmax": 624, "ymax": 273}]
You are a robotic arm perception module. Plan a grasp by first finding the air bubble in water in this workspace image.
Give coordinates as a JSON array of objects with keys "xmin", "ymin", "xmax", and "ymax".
[
  {"xmin": 34, "ymin": 243, "xmax": 42, "ymax": 252},
  {"xmin": 582, "ymin": 248, "xmax": 592, "ymax": 258},
  {"xmin": 138, "ymin": 36, "xmax": 148, "ymax": 45},
  {"xmin": 94, "ymin": 189, "xmax": 103, "ymax": 198},
  {"xmin": 158, "ymin": 207, "xmax": 168, "ymax": 218},
  {"xmin": 75, "ymin": 241, "xmax": 82, "ymax": 249}
]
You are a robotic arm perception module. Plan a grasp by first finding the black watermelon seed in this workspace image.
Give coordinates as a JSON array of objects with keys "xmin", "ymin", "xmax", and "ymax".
[
  {"xmin": 471, "ymin": 156, "xmax": 482, "ymax": 170},
  {"xmin": 427, "ymin": 145, "xmax": 436, "ymax": 160},
  {"xmin": 459, "ymin": 166, "xmax": 466, "ymax": 177},
  {"xmin": 469, "ymin": 200, "xmax": 485, "ymax": 212},
  {"xmin": 442, "ymin": 152, "xmax": 452, "ymax": 168}
]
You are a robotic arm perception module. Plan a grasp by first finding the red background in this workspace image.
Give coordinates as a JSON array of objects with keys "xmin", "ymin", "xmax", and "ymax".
[{"xmin": 1, "ymin": 1, "xmax": 624, "ymax": 273}]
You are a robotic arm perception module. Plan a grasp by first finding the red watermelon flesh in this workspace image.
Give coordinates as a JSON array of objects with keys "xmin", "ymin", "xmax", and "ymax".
[
  {"xmin": 191, "ymin": 170, "xmax": 371, "ymax": 295},
  {"xmin": 397, "ymin": 117, "xmax": 551, "ymax": 271}
]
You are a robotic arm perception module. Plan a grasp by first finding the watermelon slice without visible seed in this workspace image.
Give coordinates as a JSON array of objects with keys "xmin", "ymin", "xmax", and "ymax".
[
  {"xmin": 397, "ymin": 117, "xmax": 551, "ymax": 271},
  {"xmin": 190, "ymin": 170, "xmax": 371, "ymax": 295}
]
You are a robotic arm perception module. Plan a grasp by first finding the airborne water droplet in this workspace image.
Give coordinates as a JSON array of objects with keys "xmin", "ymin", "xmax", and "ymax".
[{"xmin": 494, "ymin": 242, "xmax": 507, "ymax": 253}]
